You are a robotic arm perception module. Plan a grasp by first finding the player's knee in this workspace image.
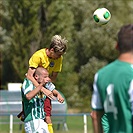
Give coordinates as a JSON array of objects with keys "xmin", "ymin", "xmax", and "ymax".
[{"xmin": 45, "ymin": 116, "xmax": 52, "ymax": 124}]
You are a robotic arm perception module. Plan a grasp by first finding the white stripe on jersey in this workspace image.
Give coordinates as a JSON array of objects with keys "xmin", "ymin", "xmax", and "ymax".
[
  {"xmin": 39, "ymin": 100, "xmax": 42, "ymax": 118},
  {"xmin": 22, "ymin": 79, "xmax": 34, "ymax": 95},
  {"xmin": 91, "ymin": 73, "xmax": 103, "ymax": 110},
  {"xmin": 128, "ymin": 80, "xmax": 133, "ymax": 115}
]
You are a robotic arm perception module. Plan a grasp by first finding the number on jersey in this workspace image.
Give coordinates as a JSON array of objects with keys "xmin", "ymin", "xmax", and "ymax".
[{"xmin": 104, "ymin": 84, "xmax": 118, "ymax": 120}]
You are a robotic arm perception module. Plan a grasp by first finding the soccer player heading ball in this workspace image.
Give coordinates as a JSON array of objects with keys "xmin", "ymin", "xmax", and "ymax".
[{"xmin": 26, "ymin": 35, "xmax": 68, "ymax": 133}]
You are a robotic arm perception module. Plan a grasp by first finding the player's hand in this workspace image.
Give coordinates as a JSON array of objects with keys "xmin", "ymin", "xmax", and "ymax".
[{"xmin": 57, "ymin": 93, "xmax": 64, "ymax": 103}]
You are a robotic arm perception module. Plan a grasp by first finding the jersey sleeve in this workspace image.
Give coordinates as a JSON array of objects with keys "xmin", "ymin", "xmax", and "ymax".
[
  {"xmin": 129, "ymin": 80, "xmax": 133, "ymax": 115},
  {"xmin": 22, "ymin": 79, "xmax": 34, "ymax": 95},
  {"xmin": 91, "ymin": 73, "xmax": 103, "ymax": 110},
  {"xmin": 29, "ymin": 51, "xmax": 43, "ymax": 68},
  {"xmin": 45, "ymin": 82, "xmax": 55, "ymax": 91}
]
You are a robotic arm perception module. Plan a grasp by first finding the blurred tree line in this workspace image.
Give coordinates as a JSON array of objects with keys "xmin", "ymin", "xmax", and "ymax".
[{"xmin": 0, "ymin": 0, "xmax": 133, "ymax": 112}]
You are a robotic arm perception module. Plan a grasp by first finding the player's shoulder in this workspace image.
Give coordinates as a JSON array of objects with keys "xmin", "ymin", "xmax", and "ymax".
[
  {"xmin": 22, "ymin": 78, "xmax": 32, "ymax": 86},
  {"xmin": 35, "ymin": 48, "xmax": 46, "ymax": 54},
  {"xmin": 33, "ymin": 48, "xmax": 46, "ymax": 57},
  {"xmin": 22, "ymin": 79, "xmax": 33, "ymax": 93},
  {"xmin": 98, "ymin": 60, "xmax": 117, "ymax": 74}
]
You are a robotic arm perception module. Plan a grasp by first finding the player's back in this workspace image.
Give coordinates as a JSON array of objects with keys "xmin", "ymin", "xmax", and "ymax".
[{"xmin": 97, "ymin": 59, "xmax": 133, "ymax": 133}]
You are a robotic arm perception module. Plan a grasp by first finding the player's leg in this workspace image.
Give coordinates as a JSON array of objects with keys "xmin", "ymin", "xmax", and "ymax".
[
  {"xmin": 22, "ymin": 125, "xmax": 25, "ymax": 133},
  {"xmin": 44, "ymin": 97, "xmax": 54, "ymax": 133},
  {"xmin": 17, "ymin": 111, "xmax": 26, "ymax": 133},
  {"xmin": 46, "ymin": 117, "xmax": 53, "ymax": 133},
  {"xmin": 36, "ymin": 119, "xmax": 49, "ymax": 133}
]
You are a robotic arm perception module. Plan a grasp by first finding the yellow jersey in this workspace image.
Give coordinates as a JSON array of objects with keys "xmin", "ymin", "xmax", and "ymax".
[{"xmin": 29, "ymin": 48, "xmax": 63, "ymax": 74}]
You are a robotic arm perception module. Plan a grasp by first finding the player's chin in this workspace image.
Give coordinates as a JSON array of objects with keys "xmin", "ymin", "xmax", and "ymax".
[{"xmin": 54, "ymin": 57, "xmax": 59, "ymax": 59}]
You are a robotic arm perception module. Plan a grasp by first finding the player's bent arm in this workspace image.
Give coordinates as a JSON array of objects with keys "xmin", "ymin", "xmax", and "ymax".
[
  {"xmin": 91, "ymin": 110, "xmax": 104, "ymax": 133},
  {"xmin": 52, "ymin": 89, "xmax": 64, "ymax": 103},
  {"xmin": 41, "ymin": 87, "xmax": 56, "ymax": 100},
  {"xmin": 27, "ymin": 67, "xmax": 42, "ymax": 89},
  {"xmin": 27, "ymin": 67, "xmax": 36, "ymax": 82},
  {"xmin": 27, "ymin": 77, "xmax": 53, "ymax": 97},
  {"xmin": 26, "ymin": 83, "xmax": 44, "ymax": 100},
  {"xmin": 27, "ymin": 67, "xmax": 54, "ymax": 98}
]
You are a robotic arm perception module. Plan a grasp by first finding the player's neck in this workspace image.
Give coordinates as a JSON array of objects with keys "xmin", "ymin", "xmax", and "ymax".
[
  {"xmin": 46, "ymin": 48, "xmax": 52, "ymax": 58},
  {"xmin": 118, "ymin": 52, "xmax": 133, "ymax": 64}
]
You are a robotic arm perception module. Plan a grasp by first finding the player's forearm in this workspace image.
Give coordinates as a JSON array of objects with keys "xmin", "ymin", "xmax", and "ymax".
[
  {"xmin": 91, "ymin": 111, "xmax": 103, "ymax": 133},
  {"xmin": 26, "ymin": 83, "xmax": 43, "ymax": 100},
  {"xmin": 52, "ymin": 89, "xmax": 58, "ymax": 97},
  {"xmin": 28, "ymin": 76, "xmax": 53, "ymax": 96},
  {"xmin": 52, "ymin": 89, "xmax": 64, "ymax": 103},
  {"xmin": 92, "ymin": 118, "xmax": 103, "ymax": 133},
  {"xmin": 30, "ymin": 77, "xmax": 40, "ymax": 87},
  {"xmin": 27, "ymin": 68, "xmax": 39, "ymax": 87}
]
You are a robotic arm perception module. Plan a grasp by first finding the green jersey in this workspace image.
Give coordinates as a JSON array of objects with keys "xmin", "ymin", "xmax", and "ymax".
[
  {"xmin": 21, "ymin": 78, "xmax": 46, "ymax": 122},
  {"xmin": 91, "ymin": 60, "xmax": 133, "ymax": 133}
]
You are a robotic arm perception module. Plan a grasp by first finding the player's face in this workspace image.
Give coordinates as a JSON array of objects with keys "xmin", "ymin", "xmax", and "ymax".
[
  {"xmin": 50, "ymin": 48, "xmax": 64, "ymax": 59},
  {"xmin": 53, "ymin": 52, "xmax": 63, "ymax": 59},
  {"xmin": 38, "ymin": 71, "xmax": 50, "ymax": 84}
]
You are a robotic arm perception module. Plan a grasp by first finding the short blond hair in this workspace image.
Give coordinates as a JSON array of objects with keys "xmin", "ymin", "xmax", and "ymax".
[{"xmin": 49, "ymin": 35, "xmax": 68, "ymax": 53}]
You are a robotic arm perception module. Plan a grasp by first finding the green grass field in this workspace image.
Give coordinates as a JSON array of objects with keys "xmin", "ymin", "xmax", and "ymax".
[{"xmin": 0, "ymin": 115, "xmax": 93, "ymax": 133}]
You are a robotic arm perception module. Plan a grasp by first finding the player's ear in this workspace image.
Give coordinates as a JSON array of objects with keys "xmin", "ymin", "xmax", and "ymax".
[
  {"xmin": 50, "ymin": 48, "xmax": 54, "ymax": 52},
  {"xmin": 49, "ymin": 48, "xmax": 54, "ymax": 54},
  {"xmin": 115, "ymin": 43, "xmax": 119, "ymax": 50},
  {"xmin": 34, "ymin": 74, "xmax": 38, "ymax": 80},
  {"xmin": 50, "ymin": 48, "xmax": 55, "ymax": 56}
]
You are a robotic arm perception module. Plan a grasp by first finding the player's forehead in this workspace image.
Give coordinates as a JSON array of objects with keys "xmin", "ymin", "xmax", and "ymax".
[
  {"xmin": 36, "ymin": 67, "xmax": 49, "ymax": 77},
  {"xmin": 41, "ymin": 70, "xmax": 49, "ymax": 77}
]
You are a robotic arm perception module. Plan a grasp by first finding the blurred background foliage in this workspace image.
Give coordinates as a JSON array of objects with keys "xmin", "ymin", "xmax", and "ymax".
[{"xmin": 0, "ymin": 0, "xmax": 133, "ymax": 112}]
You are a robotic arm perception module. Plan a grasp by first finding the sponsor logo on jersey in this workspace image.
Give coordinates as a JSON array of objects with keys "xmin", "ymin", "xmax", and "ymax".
[{"xmin": 49, "ymin": 62, "xmax": 54, "ymax": 67}]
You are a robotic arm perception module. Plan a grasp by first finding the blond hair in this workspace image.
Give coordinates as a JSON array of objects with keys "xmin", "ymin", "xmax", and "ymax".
[{"xmin": 49, "ymin": 35, "xmax": 68, "ymax": 53}]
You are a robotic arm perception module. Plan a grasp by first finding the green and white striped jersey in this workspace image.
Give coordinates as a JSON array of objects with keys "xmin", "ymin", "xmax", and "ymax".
[
  {"xmin": 91, "ymin": 60, "xmax": 133, "ymax": 133},
  {"xmin": 21, "ymin": 78, "xmax": 46, "ymax": 122}
]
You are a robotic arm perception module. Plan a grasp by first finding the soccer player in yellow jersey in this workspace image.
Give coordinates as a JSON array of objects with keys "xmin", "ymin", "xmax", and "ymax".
[{"xmin": 26, "ymin": 35, "xmax": 68, "ymax": 133}]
